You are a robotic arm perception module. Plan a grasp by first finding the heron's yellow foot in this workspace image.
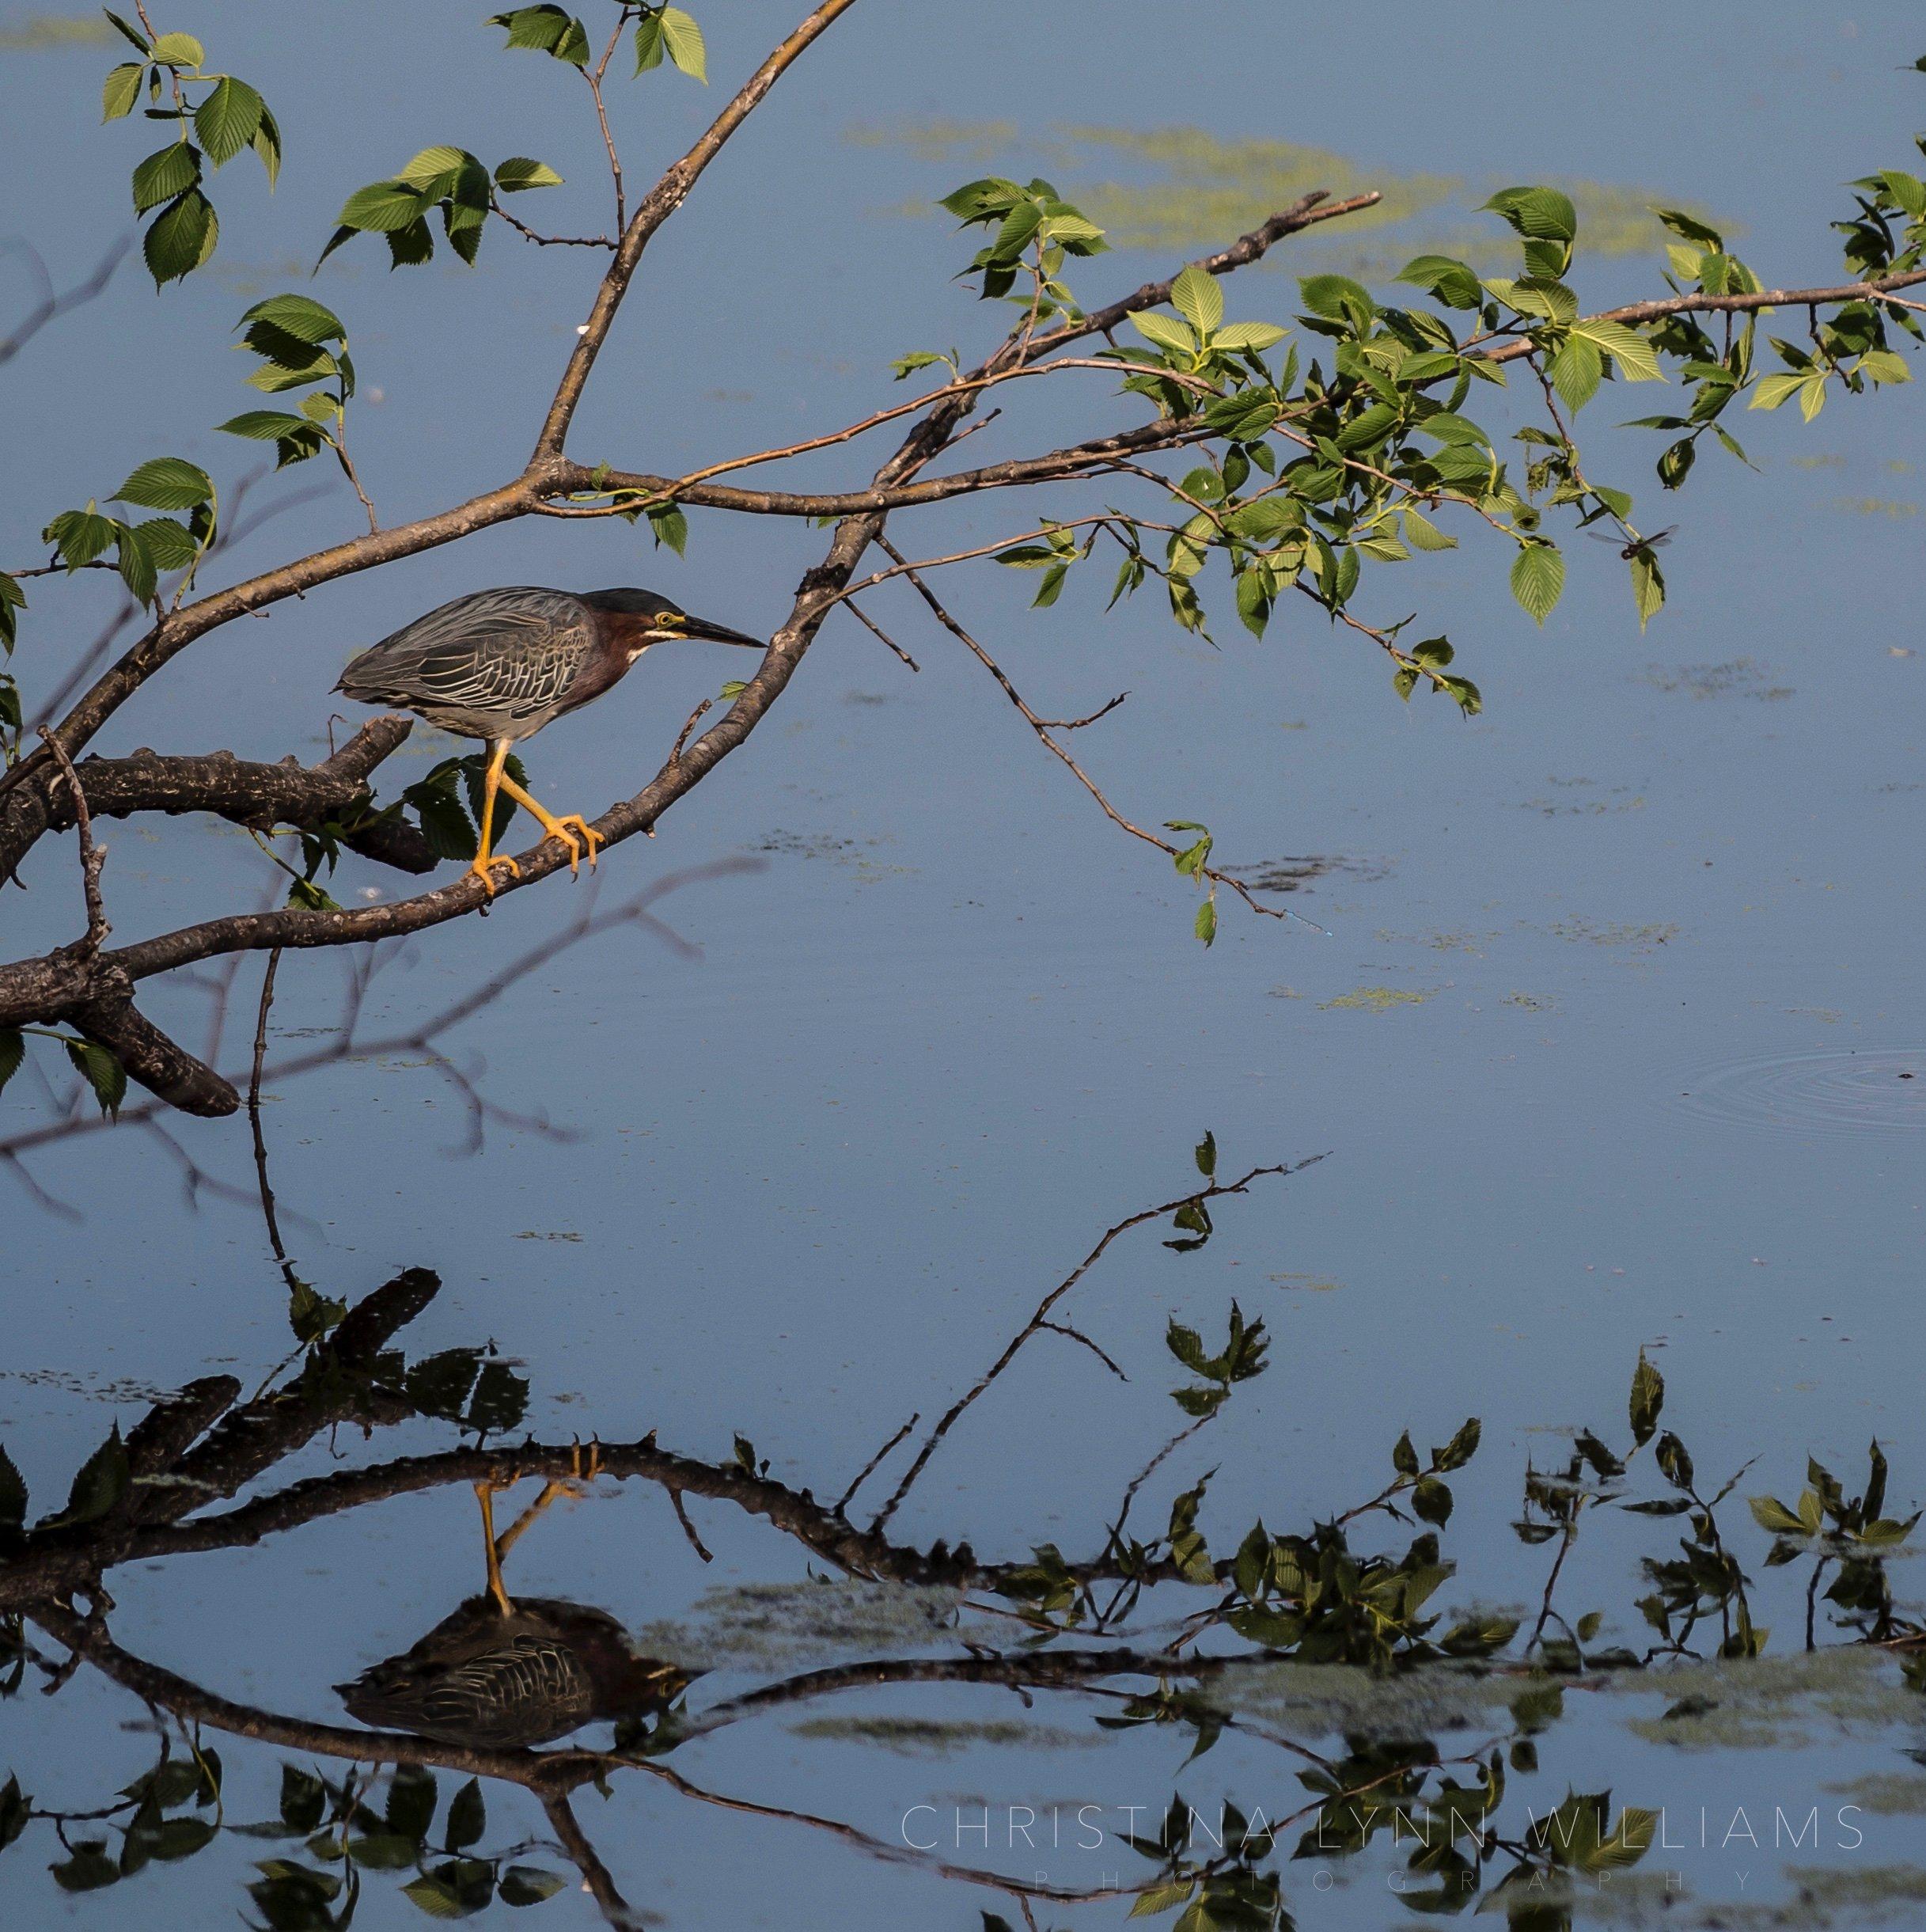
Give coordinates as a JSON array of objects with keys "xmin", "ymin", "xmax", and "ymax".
[
  {"xmin": 529, "ymin": 810, "xmax": 605, "ymax": 878},
  {"xmin": 466, "ymin": 852, "xmax": 521, "ymax": 898}
]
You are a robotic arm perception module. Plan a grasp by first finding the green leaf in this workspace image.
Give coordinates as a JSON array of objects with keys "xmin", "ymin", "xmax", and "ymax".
[
  {"xmin": 1629, "ymin": 548, "xmax": 1665, "ymax": 632},
  {"xmin": 1510, "ymin": 543, "xmax": 1565, "ymax": 626},
  {"xmin": 1170, "ymin": 264, "xmax": 1223, "ymax": 336},
  {"xmin": 1748, "ymin": 1496, "xmax": 1807, "ymax": 1536},
  {"xmin": 238, "ymin": 293, "xmax": 347, "ymax": 344},
  {"xmin": 148, "ymin": 30, "xmax": 203, "ymax": 66},
  {"xmin": 633, "ymin": 13, "xmax": 665, "ymax": 70},
  {"xmin": 116, "ymin": 522, "xmax": 157, "ymax": 605},
  {"xmin": 1396, "ymin": 252, "xmax": 1483, "ymax": 309},
  {"xmin": 195, "ymin": 76, "xmax": 263, "ymax": 168},
  {"xmin": 103, "ymin": 9, "xmax": 150, "ymax": 51},
  {"xmin": 143, "ymin": 187, "xmax": 217, "ymax": 285},
  {"xmin": 1211, "ymin": 320, "xmax": 1286, "ymax": 353},
  {"xmin": 1401, "ymin": 506, "xmax": 1457, "ymax": 552},
  {"xmin": 490, "ymin": 6, "xmax": 590, "ymax": 63},
  {"xmin": 131, "ymin": 142, "xmax": 202, "ymax": 214},
  {"xmin": 1131, "ymin": 1882, "xmax": 1196, "ymax": 1919},
  {"xmin": 1194, "ymin": 897, "xmax": 1217, "ymax": 947},
  {"xmin": 1548, "ymin": 335, "xmax": 1602, "ymax": 412},
  {"xmin": 1484, "ymin": 184, "xmax": 1578, "ymax": 245},
  {"xmin": 1748, "ymin": 372, "xmax": 1806, "ymax": 412},
  {"xmin": 336, "ymin": 179, "xmax": 432, "ymax": 233},
  {"xmin": 115, "ymin": 457, "xmax": 214, "ymax": 511},
  {"xmin": 646, "ymin": 501, "xmax": 688, "ymax": 556},
  {"xmin": 1573, "ymin": 319, "xmax": 1663, "ymax": 382},
  {"xmin": 251, "ymin": 103, "xmax": 282, "ymax": 190},
  {"xmin": 0, "ymin": 1027, "xmax": 24, "ymax": 1101},
  {"xmin": 102, "ymin": 61, "xmax": 143, "ymax": 122},
  {"xmin": 494, "ymin": 156, "xmax": 563, "ymax": 192},
  {"xmin": 660, "ymin": 7, "xmax": 707, "ymax": 82},
  {"xmin": 44, "ymin": 508, "xmax": 118, "ymax": 570},
  {"xmin": 64, "ymin": 1038, "xmax": 127, "ymax": 1117},
  {"xmin": 1298, "ymin": 272, "xmax": 1374, "ymax": 325},
  {"xmin": 1128, "ymin": 310, "xmax": 1196, "ymax": 357}
]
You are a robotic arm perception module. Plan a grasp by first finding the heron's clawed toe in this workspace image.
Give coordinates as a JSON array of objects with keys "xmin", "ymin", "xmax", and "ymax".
[
  {"xmin": 467, "ymin": 852, "xmax": 521, "ymax": 898},
  {"xmin": 555, "ymin": 817, "xmax": 605, "ymax": 875}
]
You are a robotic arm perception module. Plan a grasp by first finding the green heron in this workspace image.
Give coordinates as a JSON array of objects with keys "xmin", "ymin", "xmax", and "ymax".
[
  {"xmin": 336, "ymin": 586, "xmax": 764, "ymax": 894},
  {"xmin": 336, "ymin": 1449, "xmax": 693, "ymax": 1748}
]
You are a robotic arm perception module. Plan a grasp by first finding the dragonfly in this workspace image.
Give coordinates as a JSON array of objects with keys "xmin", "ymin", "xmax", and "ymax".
[{"xmin": 1585, "ymin": 524, "xmax": 1677, "ymax": 560}]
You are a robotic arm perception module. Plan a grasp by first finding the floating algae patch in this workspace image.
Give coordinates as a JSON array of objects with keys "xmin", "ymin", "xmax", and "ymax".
[
  {"xmin": 1200, "ymin": 1656, "xmax": 1518, "ymax": 1740},
  {"xmin": 848, "ymin": 120, "xmax": 1719, "ymax": 272},
  {"xmin": 1318, "ymin": 985, "xmax": 1439, "ymax": 1012},
  {"xmin": 1824, "ymin": 1774, "xmax": 1926, "ymax": 1818},
  {"xmin": 628, "ymin": 1580, "xmax": 988, "ymax": 1672},
  {"xmin": 0, "ymin": 14, "xmax": 113, "ymax": 50},
  {"xmin": 1615, "ymin": 1646, "xmax": 1917, "ymax": 1752},
  {"xmin": 788, "ymin": 1715, "xmax": 1103, "ymax": 1756}
]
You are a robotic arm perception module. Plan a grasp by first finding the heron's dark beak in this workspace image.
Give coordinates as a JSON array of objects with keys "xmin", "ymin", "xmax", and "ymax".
[{"xmin": 681, "ymin": 613, "xmax": 765, "ymax": 648}]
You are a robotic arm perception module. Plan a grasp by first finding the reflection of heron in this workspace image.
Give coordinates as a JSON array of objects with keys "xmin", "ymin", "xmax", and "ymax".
[
  {"xmin": 337, "ymin": 1448, "xmax": 691, "ymax": 1748},
  {"xmin": 336, "ymin": 586, "xmax": 764, "ymax": 894}
]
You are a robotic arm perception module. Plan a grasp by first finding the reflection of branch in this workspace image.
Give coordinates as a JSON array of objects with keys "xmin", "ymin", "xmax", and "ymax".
[
  {"xmin": 0, "ymin": 860, "xmax": 763, "ymax": 1196},
  {"xmin": 0, "ymin": 234, "xmax": 131, "ymax": 368},
  {"xmin": 873, "ymin": 536, "xmax": 1327, "ymax": 938},
  {"xmin": 866, "ymin": 1156, "xmax": 1323, "ymax": 1530}
]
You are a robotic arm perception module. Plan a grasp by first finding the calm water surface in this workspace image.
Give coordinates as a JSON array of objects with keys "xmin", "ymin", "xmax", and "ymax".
[{"xmin": 2, "ymin": 3, "xmax": 1924, "ymax": 1926}]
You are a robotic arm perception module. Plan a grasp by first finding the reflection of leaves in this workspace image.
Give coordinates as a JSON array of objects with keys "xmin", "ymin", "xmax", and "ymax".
[
  {"xmin": 0, "ymin": 1447, "xmax": 25, "ymax": 1532},
  {"xmin": 248, "ymin": 1862, "xmax": 343, "ymax": 1928},
  {"xmin": 499, "ymin": 1866, "xmax": 568, "ymax": 1904},
  {"xmin": 51, "ymin": 1841, "xmax": 120, "ymax": 1890},
  {"xmin": 403, "ymin": 1857, "xmax": 495, "ymax": 1918},
  {"xmin": 279, "ymin": 1767, "xmax": 326, "ymax": 1835},
  {"xmin": 54, "ymin": 1425, "xmax": 130, "ymax": 1526},
  {"xmin": 386, "ymin": 1766, "xmax": 438, "ymax": 1843},
  {"xmin": 464, "ymin": 1361, "xmax": 529, "ymax": 1437},
  {"xmin": 289, "ymin": 1279, "xmax": 347, "ymax": 1347},
  {"xmin": 445, "ymin": 1779, "xmax": 485, "ymax": 1851},
  {"xmin": 0, "ymin": 1774, "xmax": 28, "ymax": 1853}
]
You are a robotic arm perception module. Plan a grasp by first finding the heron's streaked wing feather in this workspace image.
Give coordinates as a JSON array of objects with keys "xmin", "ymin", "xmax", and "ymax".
[{"xmin": 337, "ymin": 588, "xmax": 597, "ymax": 722}]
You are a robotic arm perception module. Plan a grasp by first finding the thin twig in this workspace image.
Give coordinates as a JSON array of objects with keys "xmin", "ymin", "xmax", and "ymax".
[
  {"xmin": 36, "ymin": 727, "xmax": 107, "ymax": 953},
  {"xmin": 843, "ymin": 598, "xmax": 919, "ymax": 672}
]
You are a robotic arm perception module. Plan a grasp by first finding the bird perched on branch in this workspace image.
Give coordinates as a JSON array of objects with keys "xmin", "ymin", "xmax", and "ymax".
[{"xmin": 336, "ymin": 586, "xmax": 764, "ymax": 894}]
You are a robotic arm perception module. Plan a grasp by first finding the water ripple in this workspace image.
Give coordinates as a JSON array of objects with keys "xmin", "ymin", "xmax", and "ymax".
[{"xmin": 1674, "ymin": 1048, "xmax": 1926, "ymax": 1136}]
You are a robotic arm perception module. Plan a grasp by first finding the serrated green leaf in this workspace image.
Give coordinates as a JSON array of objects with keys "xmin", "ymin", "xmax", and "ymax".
[
  {"xmin": 102, "ymin": 61, "xmax": 143, "ymax": 122},
  {"xmin": 494, "ymin": 156, "xmax": 563, "ymax": 192},
  {"xmin": 143, "ymin": 186, "xmax": 217, "ymax": 285},
  {"xmin": 1170, "ymin": 264, "xmax": 1223, "ymax": 336},
  {"xmin": 1510, "ymin": 543, "xmax": 1564, "ymax": 625},
  {"xmin": 64, "ymin": 1038, "xmax": 127, "ymax": 1118},
  {"xmin": 131, "ymin": 141, "xmax": 201, "ymax": 214},
  {"xmin": 195, "ymin": 76, "xmax": 263, "ymax": 168},
  {"xmin": 1128, "ymin": 310, "xmax": 1196, "ymax": 357},
  {"xmin": 115, "ymin": 457, "xmax": 213, "ymax": 511},
  {"xmin": 149, "ymin": 30, "xmax": 203, "ymax": 66},
  {"xmin": 660, "ymin": 7, "xmax": 707, "ymax": 82}
]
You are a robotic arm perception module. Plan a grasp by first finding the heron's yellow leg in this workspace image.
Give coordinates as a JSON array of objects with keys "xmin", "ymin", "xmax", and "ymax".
[
  {"xmin": 488, "ymin": 1440, "xmax": 603, "ymax": 1564},
  {"xmin": 474, "ymin": 1478, "xmax": 516, "ymax": 1616},
  {"xmin": 467, "ymin": 738, "xmax": 522, "ymax": 897},
  {"xmin": 497, "ymin": 771, "xmax": 605, "ymax": 879}
]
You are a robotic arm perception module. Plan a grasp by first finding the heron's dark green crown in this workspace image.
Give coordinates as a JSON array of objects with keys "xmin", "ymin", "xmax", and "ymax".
[{"xmin": 582, "ymin": 587, "xmax": 682, "ymax": 622}]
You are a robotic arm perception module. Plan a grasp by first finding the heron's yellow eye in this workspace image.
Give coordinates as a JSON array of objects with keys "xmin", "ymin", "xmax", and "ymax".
[{"xmin": 654, "ymin": 610, "xmax": 685, "ymax": 629}]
